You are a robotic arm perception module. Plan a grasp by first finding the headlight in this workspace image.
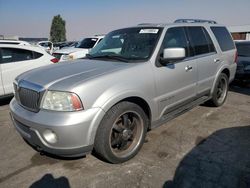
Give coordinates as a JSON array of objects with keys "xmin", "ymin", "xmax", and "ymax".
[
  {"xmin": 41, "ymin": 91, "xmax": 83, "ymax": 111},
  {"xmin": 62, "ymin": 54, "xmax": 74, "ymax": 61}
]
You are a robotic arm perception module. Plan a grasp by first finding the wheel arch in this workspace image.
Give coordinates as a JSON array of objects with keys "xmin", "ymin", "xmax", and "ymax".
[
  {"xmin": 211, "ymin": 66, "xmax": 230, "ymax": 95},
  {"xmin": 89, "ymin": 92, "xmax": 154, "ymax": 145}
]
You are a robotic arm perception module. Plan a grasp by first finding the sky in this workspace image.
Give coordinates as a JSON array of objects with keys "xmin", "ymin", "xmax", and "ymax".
[{"xmin": 0, "ymin": 0, "xmax": 249, "ymax": 41}]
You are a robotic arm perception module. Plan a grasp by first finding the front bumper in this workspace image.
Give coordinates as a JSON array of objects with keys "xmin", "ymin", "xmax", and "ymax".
[{"xmin": 10, "ymin": 98, "xmax": 105, "ymax": 157}]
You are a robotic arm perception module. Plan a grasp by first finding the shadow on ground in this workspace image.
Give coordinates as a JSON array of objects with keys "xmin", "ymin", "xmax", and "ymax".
[
  {"xmin": 164, "ymin": 126, "xmax": 250, "ymax": 188},
  {"xmin": 30, "ymin": 174, "xmax": 70, "ymax": 188},
  {"xmin": 0, "ymin": 96, "xmax": 13, "ymax": 106}
]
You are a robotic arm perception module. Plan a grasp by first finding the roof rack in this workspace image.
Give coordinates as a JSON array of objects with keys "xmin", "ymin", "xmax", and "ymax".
[
  {"xmin": 174, "ymin": 19, "xmax": 217, "ymax": 24},
  {"xmin": 137, "ymin": 23, "xmax": 155, "ymax": 26}
]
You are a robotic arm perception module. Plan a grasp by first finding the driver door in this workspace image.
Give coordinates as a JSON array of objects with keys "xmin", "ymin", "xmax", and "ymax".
[{"xmin": 154, "ymin": 27, "xmax": 197, "ymax": 117}]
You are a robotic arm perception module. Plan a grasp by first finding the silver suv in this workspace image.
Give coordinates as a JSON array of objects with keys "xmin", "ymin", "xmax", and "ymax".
[{"xmin": 10, "ymin": 19, "xmax": 237, "ymax": 163}]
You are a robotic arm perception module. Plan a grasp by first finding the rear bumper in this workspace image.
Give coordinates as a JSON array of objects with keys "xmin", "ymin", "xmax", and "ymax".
[
  {"xmin": 10, "ymin": 98, "xmax": 105, "ymax": 157},
  {"xmin": 235, "ymin": 72, "xmax": 250, "ymax": 82}
]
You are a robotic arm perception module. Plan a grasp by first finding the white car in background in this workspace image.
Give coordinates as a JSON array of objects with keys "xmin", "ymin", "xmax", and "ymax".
[
  {"xmin": 37, "ymin": 41, "xmax": 54, "ymax": 54},
  {"xmin": 0, "ymin": 44, "xmax": 58, "ymax": 98},
  {"xmin": 52, "ymin": 35, "xmax": 104, "ymax": 62},
  {"xmin": 0, "ymin": 40, "xmax": 31, "ymax": 46}
]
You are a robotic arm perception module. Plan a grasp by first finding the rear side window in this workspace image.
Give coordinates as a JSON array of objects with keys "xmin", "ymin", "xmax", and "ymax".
[
  {"xmin": 211, "ymin": 27, "xmax": 235, "ymax": 51},
  {"xmin": 187, "ymin": 27, "xmax": 214, "ymax": 56},
  {"xmin": 33, "ymin": 51, "xmax": 43, "ymax": 59},
  {"xmin": 0, "ymin": 48, "xmax": 33, "ymax": 63}
]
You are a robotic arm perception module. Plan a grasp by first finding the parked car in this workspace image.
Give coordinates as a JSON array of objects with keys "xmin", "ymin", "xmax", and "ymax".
[
  {"xmin": 234, "ymin": 41, "xmax": 250, "ymax": 84},
  {"xmin": 0, "ymin": 40, "xmax": 30, "ymax": 46},
  {"xmin": 53, "ymin": 41, "xmax": 77, "ymax": 51},
  {"xmin": 10, "ymin": 19, "xmax": 237, "ymax": 163},
  {"xmin": 52, "ymin": 35, "xmax": 104, "ymax": 62},
  {"xmin": 37, "ymin": 41, "xmax": 54, "ymax": 54},
  {"xmin": 0, "ymin": 44, "xmax": 58, "ymax": 98}
]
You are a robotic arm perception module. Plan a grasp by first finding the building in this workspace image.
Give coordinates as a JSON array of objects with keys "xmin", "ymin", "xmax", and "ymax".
[{"xmin": 228, "ymin": 25, "xmax": 250, "ymax": 40}]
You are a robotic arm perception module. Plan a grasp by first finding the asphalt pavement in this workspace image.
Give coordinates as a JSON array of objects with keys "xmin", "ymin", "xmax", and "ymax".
[{"xmin": 0, "ymin": 85, "xmax": 250, "ymax": 188}]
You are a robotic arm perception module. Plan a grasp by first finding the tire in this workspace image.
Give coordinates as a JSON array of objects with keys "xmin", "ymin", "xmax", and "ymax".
[
  {"xmin": 94, "ymin": 101, "xmax": 148, "ymax": 163},
  {"xmin": 208, "ymin": 73, "xmax": 229, "ymax": 107}
]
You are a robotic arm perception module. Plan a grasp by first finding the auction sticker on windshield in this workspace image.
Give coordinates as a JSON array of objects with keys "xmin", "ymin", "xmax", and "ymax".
[{"xmin": 139, "ymin": 29, "xmax": 159, "ymax": 34}]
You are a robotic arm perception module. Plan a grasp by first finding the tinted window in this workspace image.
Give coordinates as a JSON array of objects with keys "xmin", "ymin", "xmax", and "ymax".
[
  {"xmin": 1, "ymin": 48, "xmax": 33, "ymax": 63},
  {"xmin": 162, "ymin": 27, "xmax": 191, "ymax": 57},
  {"xmin": 211, "ymin": 27, "xmax": 235, "ymax": 51},
  {"xmin": 34, "ymin": 51, "xmax": 43, "ymax": 59},
  {"xmin": 187, "ymin": 27, "xmax": 210, "ymax": 55},
  {"xmin": 236, "ymin": 43, "xmax": 250, "ymax": 57},
  {"xmin": 203, "ymin": 29, "xmax": 216, "ymax": 53},
  {"xmin": 76, "ymin": 38, "xmax": 98, "ymax": 48}
]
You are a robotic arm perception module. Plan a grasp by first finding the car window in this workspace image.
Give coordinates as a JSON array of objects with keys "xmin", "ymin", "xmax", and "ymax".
[
  {"xmin": 162, "ymin": 27, "xmax": 191, "ymax": 57},
  {"xmin": 203, "ymin": 28, "xmax": 216, "ymax": 53},
  {"xmin": 236, "ymin": 43, "xmax": 250, "ymax": 57},
  {"xmin": 211, "ymin": 27, "xmax": 235, "ymax": 51},
  {"xmin": 33, "ymin": 51, "xmax": 43, "ymax": 59},
  {"xmin": 1, "ymin": 48, "xmax": 33, "ymax": 63},
  {"xmin": 76, "ymin": 38, "xmax": 98, "ymax": 49},
  {"xmin": 187, "ymin": 27, "xmax": 211, "ymax": 56},
  {"xmin": 89, "ymin": 27, "xmax": 162, "ymax": 61}
]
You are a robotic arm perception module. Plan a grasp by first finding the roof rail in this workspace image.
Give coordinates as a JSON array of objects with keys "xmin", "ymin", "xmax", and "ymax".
[
  {"xmin": 174, "ymin": 19, "xmax": 217, "ymax": 24},
  {"xmin": 137, "ymin": 23, "xmax": 154, "ymax": 26}
]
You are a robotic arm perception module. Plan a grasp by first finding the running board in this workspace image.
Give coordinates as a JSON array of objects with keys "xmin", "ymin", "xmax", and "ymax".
[{"xmin": 151, "ymin": 96, "xmax": 211, "ymax": 129}]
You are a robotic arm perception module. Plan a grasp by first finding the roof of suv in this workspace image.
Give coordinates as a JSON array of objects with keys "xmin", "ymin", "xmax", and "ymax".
[
  {"xmin": 135, "ymin": 19, "xmax": 224, "ymax": 28},
  {"xmin": 135, "ymin": 22, "xmax": 224, "ymax": 28}
]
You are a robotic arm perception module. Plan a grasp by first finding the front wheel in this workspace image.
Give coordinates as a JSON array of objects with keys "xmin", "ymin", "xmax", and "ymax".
[
  {"xmin": 94, "ymin": 101, "xmax": 148, "ymax": 163},
  {"xmin": 208, "ymin": 73, "xmax": 229, "ymax": 107}
]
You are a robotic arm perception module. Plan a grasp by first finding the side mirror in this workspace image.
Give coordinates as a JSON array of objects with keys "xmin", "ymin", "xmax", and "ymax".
[{"xmin": 160, "ymin": 48, "xmax": 186, "ymax": 65}]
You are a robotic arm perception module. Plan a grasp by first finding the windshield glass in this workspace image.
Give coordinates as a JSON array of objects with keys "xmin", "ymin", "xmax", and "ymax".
[
  {"xmin": 236, "ymin": 43, "xmax": 250, "ymax": 57},
  {"xmin": 76, "ymin": 38, "xmax": 98, "ymax": 49},
  {"xmin": 89, "ymin": 27, "xmax": 162, "ymax": 61}
]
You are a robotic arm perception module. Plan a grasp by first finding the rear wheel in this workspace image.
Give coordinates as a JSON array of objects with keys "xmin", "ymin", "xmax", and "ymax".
[
  {"xmin": 208, "ymin": 73, "xmax": 229, "ymax": 107},
  {"xmin": 94, "ymin": 101, "xmax": 148, "ymax": 163}
]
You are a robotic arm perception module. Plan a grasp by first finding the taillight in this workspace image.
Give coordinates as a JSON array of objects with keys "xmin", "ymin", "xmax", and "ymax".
[
  {"xmin": 234, "ymin": 51, "xmax": 238, "ymax": 63},
  {"xmin": 51, "ymin": 58, "xmax": 59, "ymax": 63}
]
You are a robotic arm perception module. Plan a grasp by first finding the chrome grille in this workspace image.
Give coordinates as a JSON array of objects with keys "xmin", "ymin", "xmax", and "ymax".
[
  {"xmin": 14, "ymin": 80, "xmax": 44, "ymax": 112},
  {"xmin": 18, "ymin": 87, "xmax": 40, "ymax": 110}
]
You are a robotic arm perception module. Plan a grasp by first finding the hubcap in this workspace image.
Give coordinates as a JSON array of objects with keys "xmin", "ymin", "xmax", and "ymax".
[
  {"xmin": 109, "ymin": 111, "xmax": 143, "ymax": 158},
  {"xmin": 216, "ymin": 77, "xmax": 227, "ymax": 103}
]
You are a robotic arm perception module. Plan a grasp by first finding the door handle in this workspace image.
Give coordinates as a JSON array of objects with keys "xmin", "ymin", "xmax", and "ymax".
[
  {"xmin": 185, "ymin": 65, "xmax": 193, "ymax": 72},
  {"xmin": 214, "ymin": 58, "xmax": 220, "ymax": 63}
]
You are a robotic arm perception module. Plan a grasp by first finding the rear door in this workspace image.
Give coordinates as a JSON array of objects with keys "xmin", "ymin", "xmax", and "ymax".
[
  {"xmin": 186, "ymin": 26, "xmax": 219, "ymax": 96},
  {"xmin": 1, "ymin": 47, "xmax": 40, "ymax": 94},
  {"xmin": 0, "ymin": 49, "xmax": 5, "ymax": 96}
]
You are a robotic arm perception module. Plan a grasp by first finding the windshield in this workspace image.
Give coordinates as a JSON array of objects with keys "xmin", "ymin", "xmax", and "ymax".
[
  {"xmin": 236, "ymin": 43, "xmax": 250, "ymax": 57},
  {"xmin": 76, "ymin": 38, "xmax": 98, "ymax": 49},
  {"xmin": 89, "ymin": 27, "xmax": 162, "ymax": 61}
]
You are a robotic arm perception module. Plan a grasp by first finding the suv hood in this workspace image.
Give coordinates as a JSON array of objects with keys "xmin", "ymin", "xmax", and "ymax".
[
  {"xmin": 54, "ymin": 47, "xmax": 89, "ymax": 54},
  {"xmin": 16, "ymin": 59, "xmax": 132, "ymax": 90}
]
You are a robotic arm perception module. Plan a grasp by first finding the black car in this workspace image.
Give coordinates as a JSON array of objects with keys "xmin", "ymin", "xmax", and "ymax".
[{"xmin": 235, "ymin": 41, "xmax": 250, "ymax": 84}]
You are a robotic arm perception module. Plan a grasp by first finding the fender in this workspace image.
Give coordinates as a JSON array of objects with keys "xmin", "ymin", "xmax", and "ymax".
[
  {"xmin": 210, "ymin": 64, "xmax": 230, "ymax": 95},
  {"xmin": 87, "ymin": 89, "xmax": 157, "ymax": 145}
]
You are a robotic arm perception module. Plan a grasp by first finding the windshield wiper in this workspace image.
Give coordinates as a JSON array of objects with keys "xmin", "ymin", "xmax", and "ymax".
[{"xmin": 85, "ymin": 54, "xmax": 129, "ymax": 62}]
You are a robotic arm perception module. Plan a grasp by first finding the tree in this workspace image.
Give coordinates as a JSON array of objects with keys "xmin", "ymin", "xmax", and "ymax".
[{"xmin": 50, "ymin": 15, "xmax": 66, "ymax": 43}]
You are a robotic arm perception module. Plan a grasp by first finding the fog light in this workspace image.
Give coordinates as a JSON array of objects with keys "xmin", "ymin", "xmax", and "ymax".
[{"xmin": 43, "ymin": 129, "xmax": 57, "ymax": 144}]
